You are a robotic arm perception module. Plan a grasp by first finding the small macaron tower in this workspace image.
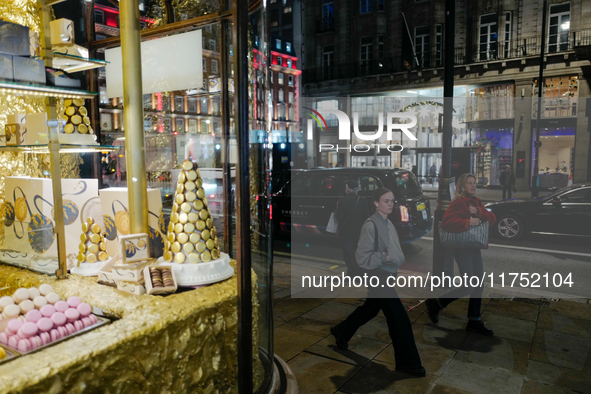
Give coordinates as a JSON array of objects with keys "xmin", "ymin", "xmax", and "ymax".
[{"xmin": 77, "ymin": 217, "xmax": 110, "ymax": 265}]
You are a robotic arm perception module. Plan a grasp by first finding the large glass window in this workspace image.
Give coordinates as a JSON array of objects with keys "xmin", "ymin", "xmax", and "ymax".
[
  {"xmin": 360, "ymin": 36, "xmax": 373, "ymax": 74},
  {"xmin": 360, "ymin": 0, "xmax": 373, "ymax": 14},
  {"xmin": 414, "ymin": 26, "xmax": 430, "ymax": 68},
  {"xmin": 479, "ymin": 14, "xmax": 498, "ymax": 61},
  {"xmin": 548, "ymin": 2, "xmax": 570, "ymax": 53},
  {"xmin": 533, "ymin": 75, "xmax": 578, "ymax": 118},
  {"xmin": 322, "ymin": 45, "xmax": 334, "ymax": 80}
]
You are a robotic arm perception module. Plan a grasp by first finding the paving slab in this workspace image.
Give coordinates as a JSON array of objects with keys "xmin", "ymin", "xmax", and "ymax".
[
  {"xmin": 353, "ymin": 315, "xmax": 391, "ymax": 343},
  {"xmin": 520, "ymin": 380, "xmax": 578, "ymax": 394},
  {"xmin": 340, "ymin": 360, "xmax": 437, "ymax": 394},
  {"xmin": 301, "ymin": 300, "xmax": 359, "ymax": 324},
  {"xmin": 482, "ymin": 298, "xmax": 539, "ymax": 322},
  {"xmin": 273, "ymin": 327, "xmax": 325, "ymax": 362},
  {"xmin": 537, "ymin": 309, "xmax": 591, "ymax": 338},
  {"xmin": 530, "ymin": 328, "xmax": 591, "ymax": 371},
  {"xmin": 306, "ymin": 335, "xmax": 389, "ymax": 367},
  {"xmin": 526, "ymin": 360, "xmax": 591, "ymax": 394},
  {"xmin": 274, "ymin": 297, "xmax": 324, "ymax": 322},
  {"xmin": 455, "ymin": 333, "xmax": 530, "ymax": 375},
  {"xmin": 435, "ymin": 359, "xmax": 524, "ymax": 394},
  {"xmin": 287, "ymin": 352, "xmax": 361, "ymax": 394},
  {"xmin": 427, "ymin": 385, "xmax": 474, "ymax": 394},
  {"xmin": 413, "ymin": 314, "xmax": 470, "ymax": 351},
  {"xmin": 279, "ymin": 317, "xmax": 333, "ymax": 337},
  {"xmin": 546, "ymin": 300, "xmax": 591, "ymax": 322},
  {"xmin": 374, "ymin": 342, "xmax": 455, "ymax": 376},
  {"xmin": 477, "ymin": 313, "xmax": 536, "ymax": 343}
]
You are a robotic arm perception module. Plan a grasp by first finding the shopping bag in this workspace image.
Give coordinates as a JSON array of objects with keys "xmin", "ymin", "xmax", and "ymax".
[
  {"xmin": 439, "ymin": 221, "xmax": 489, "ymax": 249},
  {"xmin": 326, "ymin": 213, "xmax": 339, "ymax": 233}
]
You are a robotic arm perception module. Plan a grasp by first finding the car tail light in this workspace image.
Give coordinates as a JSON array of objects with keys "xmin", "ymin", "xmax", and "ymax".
[
  {"xmin": 399, "ymin": 205, "xmax": 409, "ymax": 222},
  {"xmin": 269, "ymin": 204, "xmax": 273, "ymax": 220}
]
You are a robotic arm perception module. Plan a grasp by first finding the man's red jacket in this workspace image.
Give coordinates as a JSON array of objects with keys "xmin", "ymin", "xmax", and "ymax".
[{"xmin": 442, "ymin": 195, "xmax": 496, "ymax": 234}]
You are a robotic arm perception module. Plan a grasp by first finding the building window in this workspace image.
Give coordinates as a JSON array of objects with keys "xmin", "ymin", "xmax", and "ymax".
[
  {"xmin": 317, "ymin": 100, "xmax": 339, "ymax": 126},
  {"xmin": 414, "ymin": 26, "xmax": 430, "ymax": 68},
  {"xmin": 436, "ymin": 25, "xmax": 443, "ymax": 66},
  {"xmin": 548, "ymin": 3, "xmax": 570, "ymax": 53},
  {"xmin": 288, "ymin": 75, "xmax": 294, "ymax": 86},
  {"xmin": 278, "ymin": 73, "xmax": 284, "ymax": 84},
  {"xmin": 286, "ymin": 58, "xmax": 292, "ymax": 68},
  {"xmin": 322, "ymin": 45, "xmax": 334, "ymax": 80},
  {"xmin": 378, "ymin": 0, "xmax": 384, "ymax": 11},
  {"xmin": 211, "ymin": 59, "xmax": 218, "ymax": 74},
  {"xmin": 360, "ymin": 0, "xmax": 373, "ymax": 14},
  {"xmin": 288, "ymin": 91, "xmax": 294, "ymax": 104},
  {"xmin": 351, "ymin": 96, "xmax": 378, "ymax": 125},
  {"xmin": 94, "ymin": 10, "xmax": 105, "ymax": 25},
  {"xmin": 277, "ymin": 56, "xmax": 282, "ymax": 66},
  {"xmin": 479, "ymin": 14, "xmax": 498, "ymax": 61},
  {"xmin": 533, "ymin": 75, "xmax": 578, "ymax": 118},
  {"xmin": 275, "ymin": 39, "xmax": 281, "ymax": 50},
  {"xmin": 360, "ymin": 36, "xmax": 373, "ymax": 74},
  {"xmin": 202, "ymin": 58, "xmax": 207, "ymax": 72},
  {"xmin": 286, "ymin": 42, "xmax": 292, "ymax": 52},
  {"xmin": 504, "ymin": 12, "xmax": 512, "ymax": 58},
  {"xmin": 209, "ymin": 39, "xmax": 216, "ymax": 51},
  {"xmin": 284, "ymin": 6, "xmax": 292, "ymax": 13},
  {"xmin": 271, "ymin": 20, "xmax": 278, "ymax": 27},
  {"xmin": 279, "ymin": 90, "xmax": 284, "ymax": 102},
  {"xmin": 322, "ymin": 0, "xmax": 334, "ymax": 31},
  {"xmin": 378, "ymin": 34, "xmax": 384, "ymax": 60}
]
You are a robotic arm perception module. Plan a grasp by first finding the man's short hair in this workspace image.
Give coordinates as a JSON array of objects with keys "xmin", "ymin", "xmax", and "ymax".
[{"xmin": 346, "ymin": 180, "xmax": 358, "ymax": 190}]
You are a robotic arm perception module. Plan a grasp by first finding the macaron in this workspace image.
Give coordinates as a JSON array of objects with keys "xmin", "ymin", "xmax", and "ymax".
[
  {"xmin": 54, "ymin": 301, "xmax": 68, "ymax": 313},
  {"xmin": 6, "ymin": 319, "xmax": 23, "ymax": 335},
  {"xmin": 25, "ymin": 309, "xmax": 42, "ymax": 323},
  {"xmin": 28, "ymin": 336, "xmax": 41, "ymax": 350},
  {"xmin": 8, "ymin": 336, "xmax": 19, "ymax": 348},
  {"xmin": 40, "ymin": 304, "xmax": 56, "ymax": 318},
  {"xmin": 40, "ymin": 332, "xmax": 50, "ymax": 345},
  {"xmin": 57, "ymin": 326, "xmax": 67, "ymax": 338},
  {"xmin": 50, "ymin": 329, "xmax": 60, "ymax": 342},
  {"xmin": 77, "ymin": 303, "xmax": 92, "ymax": 318},
  {"xmin": 65, "ymin": 323, "xmax": 76, "ymax": 335},
  {"xmin": 18, "ymin": 339, "xmax": 31, "ymax": 352},
  {"xmin": 81, "ymin": 317, "xmax": 91, "ymax": 328},
  {"xmin": 37, "ymin": 317, "xmax": 53, "ymax": 333},
  {"xmin": 74, "ymin": 320, "xmax": 84, "ymax": 332},
  {"xmin": 0, "ymin": 296, "xmax": 15, "ymax": 311},
  {"xmin": 33, "ymin": 296, "xmax": 47, "ymax": 309},
  {"xmin": 28, "ymin": 287, "xmax": 41, "ymax": 299},
  {"xmin": 89, "ymin": 315, "xmax": 98, "ymax": 325},
  {"xmin": 2, "ymin": 304, "xmax": 20, "ymax": 320},
  {"xmin": 64, "ymin": 308, "xmax": 80, "ymax": 323},
  {"xmin": 67, "ymin": 297, "xmax": 81, "ymax": 308},
  {"xmin": 19, "ymin": 300, "xmax": 35, "ymax": 314},
  {"xmin": 51, "ymin": 312, "xmax": 66, "ymax": 327},
  {"xmin": 45, "ymin": 292, "xmax": 60, "ymax": 305},
  {"xmin": 0, "ymin": 333, "xmax": 9, "ymax": 345},
  {"xmin": 13, "ymin": 288, "xmax": 30, "ymax": 303},
  {"xmin": 18, "ymin": 322, "xmax": 38, "ymax": 338},
  {"xmin": 39, "ymin": 284, "xmax": 53, "ymax": 296}
]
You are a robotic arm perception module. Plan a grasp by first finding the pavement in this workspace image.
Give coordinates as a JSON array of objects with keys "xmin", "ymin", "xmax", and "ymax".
[{"xmin": 272, "ymin": 257, "xmax": 591, "ymax": 394}]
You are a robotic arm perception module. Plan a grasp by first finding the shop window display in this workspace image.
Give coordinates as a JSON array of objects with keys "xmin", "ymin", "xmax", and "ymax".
[{"xmin": 533, "ymin": 75, "xmax": 578, "ymax": 118}]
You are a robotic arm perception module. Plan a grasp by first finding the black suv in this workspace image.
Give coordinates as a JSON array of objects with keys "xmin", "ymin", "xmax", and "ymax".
[{"xmin": 272, "ymin": 168, "xmax": 433, "ymax": 243}]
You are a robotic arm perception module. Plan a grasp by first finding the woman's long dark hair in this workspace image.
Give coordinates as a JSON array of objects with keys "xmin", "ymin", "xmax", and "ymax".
[{"xmin": 372, "ymin": 187, "xmax": 393, "ymax": 203}]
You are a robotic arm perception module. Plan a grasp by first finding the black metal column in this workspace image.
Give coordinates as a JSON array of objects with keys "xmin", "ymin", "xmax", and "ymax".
[
  {"xmin": 532, "ymin": 0, "xmax": 548, "ymax": 197},
  {"xmin": 433, "ymin": 0, "xmax": 455, "ymax": 276},
  {"xmin": 232, "ymin": 0, "xmax": 252, "ymax": 392}
]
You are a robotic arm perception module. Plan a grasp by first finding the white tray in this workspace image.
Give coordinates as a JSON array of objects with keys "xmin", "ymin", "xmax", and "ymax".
[{"xmin": 157, "ymin": 252, "xmax": 234, "ymax": 286}]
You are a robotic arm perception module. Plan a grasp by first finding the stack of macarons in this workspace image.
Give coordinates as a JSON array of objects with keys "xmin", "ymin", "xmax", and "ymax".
[{"xmin": 0, "ymin": 285, "xmax": 98, "ymax": 352}]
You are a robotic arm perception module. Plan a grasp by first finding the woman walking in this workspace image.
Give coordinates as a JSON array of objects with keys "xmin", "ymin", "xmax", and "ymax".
[
  {"xmin": 426, "ymin": 173, "xmax": 496, "ymax": 335},
  {"xmin": 330, "ymin": 188, "xmax": 425, "ymax": 377}
]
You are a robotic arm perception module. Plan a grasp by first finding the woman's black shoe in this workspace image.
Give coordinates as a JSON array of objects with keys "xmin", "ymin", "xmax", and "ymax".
[
  {"xmin": 330, "ymin": 326, "xmax": 348, "ymax": 350},
  {"xmin": 425, "ymin": 299, "xmax": 441, "ymax": 324},
  {"xmin": 395, "ymin": 366, "xmax": 426, "ymax": 378},
  {"xmin": 466, "ymin": 320, "xmax": 494, "ymax": 336}
]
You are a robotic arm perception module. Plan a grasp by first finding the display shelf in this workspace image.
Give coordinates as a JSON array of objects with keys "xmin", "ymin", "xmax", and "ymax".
[
  {"xmin": 0, "ymin": 144, "xmax": 121, "ymax": 153},
  {"xmin": 0, "ymin": 81, "xmax": 97, "ymax": 99},
  {"xmin": 52, "ymin": 52, "xmax": 108, "ymax": 73}
]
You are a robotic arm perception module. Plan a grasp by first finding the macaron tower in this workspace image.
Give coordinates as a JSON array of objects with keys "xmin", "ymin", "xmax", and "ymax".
[
  {"xmin": 163, "ymin": 160, "xmax": 221, "ymax": 264},
  {"xmin": 77, "ymin": 217, "xmax": 109, "ymax": 265},
  {"xmin": 62, "ymin": 99, "xmax": 94, "ymax": 135}
]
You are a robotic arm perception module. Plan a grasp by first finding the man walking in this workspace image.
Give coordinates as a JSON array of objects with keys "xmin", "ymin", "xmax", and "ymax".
[
  {"xmin": 335, "ymin": 180, "xmax": 369, "ymax": 275},
  {"xmin": 499, "ymin": 165, "xmax": 516, "ymax": 200}
]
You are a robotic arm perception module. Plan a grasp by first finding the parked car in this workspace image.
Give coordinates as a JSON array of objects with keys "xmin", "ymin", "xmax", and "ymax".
[
  {"xmin": 485, "ymin": 184, "xmax": 591, "ymax": 240},
  {"xmin": 272, "ymin": 168, "xmax": 433, "ymax": 243}
]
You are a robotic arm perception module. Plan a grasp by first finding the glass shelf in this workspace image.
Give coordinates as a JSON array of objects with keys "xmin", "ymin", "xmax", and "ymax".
[
  {"xmin": 52, "ymin": 52, "xmax": 109, "ymax": 73},
  {"xmin": 0, "ymin": 144, "xmax": 121, "ymax": 153},
  {"xmin": 0, "ymin": 81, "xmax": 97, "ymax": 99}
]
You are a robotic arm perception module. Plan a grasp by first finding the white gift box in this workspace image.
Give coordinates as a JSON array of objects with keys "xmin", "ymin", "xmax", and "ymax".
[
  {"xmin": 99, "ymin": 188, "xmax": 165, "ymax": 258},
  {"xmin": 111, "ymin": 259, "xmax": 153, "ymax": 283},
  {"xmin": 116, "ymin": 280, "xmax": 145, "ymax": 295},
  {"xmin": 24, "ymin": 113, "xmax": 49, "ymax": 145},
  {"xmin": 4, "ymin": 177, "xmax": 99, "ymax": 260}
]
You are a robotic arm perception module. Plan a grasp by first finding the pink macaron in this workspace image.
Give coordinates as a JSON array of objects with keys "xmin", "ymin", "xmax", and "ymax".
[
  {"xmin": 6, "ymin": 319, "xmax": 23, "ymax": 335},
  {"xmin": 8, "ymin": 335, "xmax": 18, "ymax": 349},
  {"xmin": 18, "ymin": 339, "xmax": 31, "ymax": 352},
  {"xmin": 57, "ymin": 326, "xmax": 67, "ymax": 338},
  {"xmin": 49, "ymin": 329, "xmax": 60, "ymax": 342},
  {"xmin": 81, "ymin": 317, "xmax": 91, "ymax": 328},
  {"xmin": 28, "ymin": 336, "xmax": 41, "ymax": 350},
  {"xmin": 54, "ymin": 301, "xmax": 68, "ymax": 313},
  {"xmin": 89, "ymin": 315, "xmax": 98, "ymax": 325},
  {"xmin": 51, "ymin": 312, "xmax": 66, "ymax": 327},
  {"xmin": 66, "ymin": 296, "xmax": 81, "ymax": 308},
  {"xmin": 40, "ymin": 332, "xmax": 50, "ymax": 345},
  {"xmin": 40, "ymin": 304, "xmax": 56, "ymax": 318},
  {"xmin": 74, "ymin": 320, "xmax": 84, "ymax": 332},
  {"xmin": 37, "ymin": 317, "xmax": 53, "ymax": 333},
  {"xmin": 0, "ymin": 332, "xmax": 9, "ymax": 345},
  {"xmin": 64, "ymin": 308, "xmax": 80, "ymax": 323},
  {"xmin": 18, "ymin": 322, "xmax": 38, "ymax": 339},
  {"xmin": 25, "ymin": 309, "xmax": 42, "ymax": 323},
  {"xmin": 76, "ymin": 303, "xmax": 92, "ymax": 318},
  {"xmin": 65, "ymin": 323, "xmax": 76, "ymax": 335}
]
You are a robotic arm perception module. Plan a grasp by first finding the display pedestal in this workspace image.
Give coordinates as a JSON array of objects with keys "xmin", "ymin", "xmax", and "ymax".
[
  {"xmin": 70, "ymin": 258, "xmax": 111, "ymax": 276},
  {"xmin": 157, "ymin": 252, "xmax": 234, "ymax": 286}
]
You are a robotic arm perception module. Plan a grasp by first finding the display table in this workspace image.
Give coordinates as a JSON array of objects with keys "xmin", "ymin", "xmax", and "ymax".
[{"xmin": 0, "ymin": 262, "xmax": 263, "ymax": 393}]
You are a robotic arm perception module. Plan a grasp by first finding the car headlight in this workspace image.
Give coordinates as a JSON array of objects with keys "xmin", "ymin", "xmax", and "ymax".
[{"xmin": 486, "ymin": 208, "xmax": 493, "ymax": 212}]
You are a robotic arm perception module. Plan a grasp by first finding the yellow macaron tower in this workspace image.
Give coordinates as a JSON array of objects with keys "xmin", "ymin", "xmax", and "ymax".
[
  {"xmin": 70, "ymin": 217, "xmax": 112, "ymax": 276},
  {"xmin": 160, "ymin": 160, "xmax": 233, "ymax": 286},
  {"xmin": 59, "ymin": 99, "xmax": 98, "ymax": 145}
]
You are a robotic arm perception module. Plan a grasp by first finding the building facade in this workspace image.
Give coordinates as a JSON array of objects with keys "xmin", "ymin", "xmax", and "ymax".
[{"xmin": 302, "ymin": 0, "xmax": 591, "ymax": 190}]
